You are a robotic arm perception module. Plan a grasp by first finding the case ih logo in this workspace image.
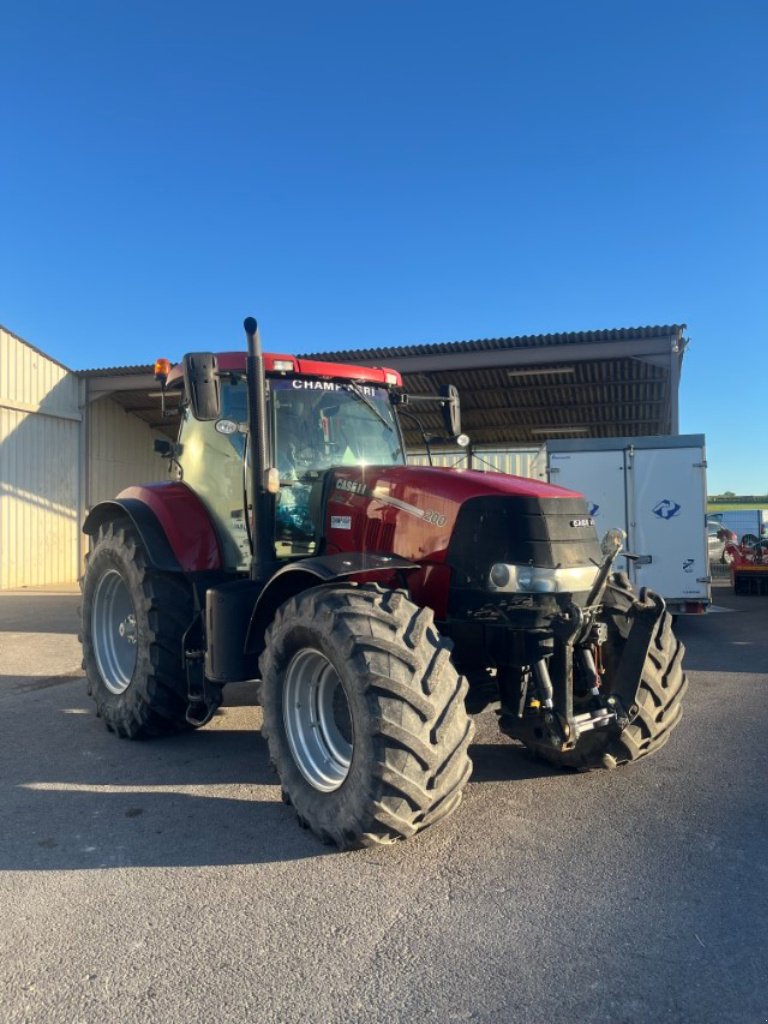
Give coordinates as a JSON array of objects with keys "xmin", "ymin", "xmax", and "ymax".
[
  {"xmin": 652, "ymin": 499, "xmax": 682, "ymax": 520},
  {"xmin": 335, "ymin": 478, "xmax": 368, "ymax": 496}
]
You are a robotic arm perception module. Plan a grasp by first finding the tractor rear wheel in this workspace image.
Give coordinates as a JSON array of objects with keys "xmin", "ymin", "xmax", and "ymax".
[
  {"xmin": 521, "ymin": 574, "xmax": 687, "ymax": 770},
  {"xmin": 258, "ymin": 584, "xmax": 474, "ymax": 849},
  {"xmin": 81, "ymin": 519, "xmax": 222, "ymax": 738}
]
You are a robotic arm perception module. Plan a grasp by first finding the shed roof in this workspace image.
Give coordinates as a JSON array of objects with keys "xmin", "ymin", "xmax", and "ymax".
[
  {"xmin": 0, "ymin": 322, "xmax": 73, "ymax": 374},
  {"xmin": 308, "ymin": 324, "xmax": 686, "ymax": 362},
  {"xmin": 309, "ymin": 324, "xmax": 688, "ymax": 447},
  {"xmin": 78, "ymin": 323, "xmax": 688, "ymax": 446}
]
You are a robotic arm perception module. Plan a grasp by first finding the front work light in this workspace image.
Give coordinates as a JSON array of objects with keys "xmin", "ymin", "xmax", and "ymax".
[{"xmin": 488, "ymin": 563, "xmax": 600, "ymax": 594}]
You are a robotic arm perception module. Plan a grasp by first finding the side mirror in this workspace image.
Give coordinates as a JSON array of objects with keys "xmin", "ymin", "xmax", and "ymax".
[
  {"xmin": 183, "ymin": 352, "xmax": 220, "ymax": 421},
  {"xmin": 439, "ymin": 384, "xmax": 461, "ymax": 438}
]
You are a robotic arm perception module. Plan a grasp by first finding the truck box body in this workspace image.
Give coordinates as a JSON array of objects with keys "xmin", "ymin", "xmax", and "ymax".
[{"xmin": 532, "ymin": 435, "xmax": 710, "ymax": 614}]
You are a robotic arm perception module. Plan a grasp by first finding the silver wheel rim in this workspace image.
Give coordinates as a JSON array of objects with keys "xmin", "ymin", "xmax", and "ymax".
[
  {"xmin": 92, "ymin": 569, "xmax": 138, "ymax": 695},
  {"xmin": 283, "ymin": 649, "xmax": 353, "ymax": 792}
]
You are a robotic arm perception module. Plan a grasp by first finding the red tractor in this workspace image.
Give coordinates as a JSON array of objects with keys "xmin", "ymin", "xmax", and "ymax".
[{"xmin": 80, "ymin": 318, "xmax": 687, "ymax": 848}]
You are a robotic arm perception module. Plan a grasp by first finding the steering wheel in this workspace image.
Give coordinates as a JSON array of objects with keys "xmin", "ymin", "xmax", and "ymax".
[{"xmin": 291, "ymin": 441, "xmax": 338, "ymax": 470}]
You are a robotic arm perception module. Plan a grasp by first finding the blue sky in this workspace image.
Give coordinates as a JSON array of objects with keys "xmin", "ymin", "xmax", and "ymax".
[{"xmin": 1, "ymin": 1, "xmax": 766, "ymax": 493}]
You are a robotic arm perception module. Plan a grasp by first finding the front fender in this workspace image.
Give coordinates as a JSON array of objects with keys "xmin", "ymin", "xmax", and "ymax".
[{"xmin": 245, "ymin": 552, "xmax": 418, "ymax": 653}]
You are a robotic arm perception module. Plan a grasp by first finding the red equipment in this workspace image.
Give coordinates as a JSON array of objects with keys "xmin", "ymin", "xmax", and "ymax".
[{"xmin": 725, "ymin": 536, "xmax": 768, "ymax": 595}]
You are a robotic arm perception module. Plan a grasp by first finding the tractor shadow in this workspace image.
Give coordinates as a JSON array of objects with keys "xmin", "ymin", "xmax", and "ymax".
[
  {"xmin": 1, "ymin": 678, "xmax": 334, "ymax": 871},
  {"xmin": 4, "ymin": 681, "xmax": 557, "ymax": 873},
  {"xmin": 465, "ymin": 707, "xmax": 563, "ymax": 784},
  {"xmin": 468, "ymin": 740, "xmax": 561, "ymax": 784}
]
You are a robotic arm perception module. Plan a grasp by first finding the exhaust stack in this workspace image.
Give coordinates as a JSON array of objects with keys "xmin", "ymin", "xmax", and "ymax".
[{"xmin": 244, "ymin": 316, "xmax": 276, "ymax": 583}]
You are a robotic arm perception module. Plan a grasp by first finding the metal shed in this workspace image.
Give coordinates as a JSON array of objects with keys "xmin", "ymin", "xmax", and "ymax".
[
  {"xmin": 0, "ymin": 328, "xmax": 166, "ymax": 589},
  {"xmin": 78, "ymin": 367, "xmax": 168, "ymax": 508},
  {"xmin": 0, "ymin": 326, "xmax": 82, "ymax": 588}
]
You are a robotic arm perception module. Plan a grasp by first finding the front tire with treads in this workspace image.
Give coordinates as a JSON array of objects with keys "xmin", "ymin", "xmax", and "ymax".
[{"xmin": 258, "ymin": 584, "xmax": 474, "ymax": 849}]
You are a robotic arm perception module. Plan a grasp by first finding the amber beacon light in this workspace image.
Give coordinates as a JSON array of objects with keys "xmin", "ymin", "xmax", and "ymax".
[{"xmin": 154, "ymin": 357, "xmax": 172, "ymax": 386}]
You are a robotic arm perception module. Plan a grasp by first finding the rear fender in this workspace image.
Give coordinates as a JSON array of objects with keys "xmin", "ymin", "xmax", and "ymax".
[
  {"xmin": 82, "ymin": 482, "xmax": 222, "ymax": 572},
  {"xmin": 245, "ymin": 552, "xmax": 418, "ymax": 655}
]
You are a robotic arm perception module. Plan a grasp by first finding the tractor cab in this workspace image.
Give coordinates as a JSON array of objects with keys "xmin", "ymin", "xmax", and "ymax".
[{"xmin": 157, "ymin": 352, "xmax": 407, "ymax": 570}]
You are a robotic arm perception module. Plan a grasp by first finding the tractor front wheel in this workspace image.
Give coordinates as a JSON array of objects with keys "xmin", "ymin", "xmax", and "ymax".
[
  {"xmin": 81, "ymin": 519, "xmax": 222, "ymax": 738},
  {"xmin": 258, "ymin": 584, "xmax": 474, "ymax": 849}
]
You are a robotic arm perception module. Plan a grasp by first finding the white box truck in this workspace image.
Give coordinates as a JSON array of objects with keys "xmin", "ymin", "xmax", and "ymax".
[{"xmin": 532, "ymin": 434, "xmax": 710, "ymax": 615}]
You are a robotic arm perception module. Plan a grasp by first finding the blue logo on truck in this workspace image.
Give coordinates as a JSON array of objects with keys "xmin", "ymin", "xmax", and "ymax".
[
  {"xmin": 588, "ymin": 503, "xmax": 600, "ymax": 517},
  {"xmin": 652, "ymin": 499, "xmax": 681, "ymax": 520}
]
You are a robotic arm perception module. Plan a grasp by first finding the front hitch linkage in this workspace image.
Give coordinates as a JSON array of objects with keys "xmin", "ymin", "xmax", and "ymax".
[{"xmin": 502, "ymin": 583, "xmax": 667, "ymax": 753}]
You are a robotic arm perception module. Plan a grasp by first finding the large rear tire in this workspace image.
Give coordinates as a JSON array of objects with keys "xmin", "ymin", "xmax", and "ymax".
[
  {"xmin": 258, "ymin": 584, "xmax": 474, "ymax": 849},
  {"xmin": 81, "ymin": 519, "xmax": 222, "ymax": 738},
  {"xmin": 521, "ymin": 574, "xmax": 687, "ymax": 770}
]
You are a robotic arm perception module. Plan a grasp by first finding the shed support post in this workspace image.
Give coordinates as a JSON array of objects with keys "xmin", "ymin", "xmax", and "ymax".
[{"xmin": 77, "ymin": 377, "xmax": 90, "ymax": 580}]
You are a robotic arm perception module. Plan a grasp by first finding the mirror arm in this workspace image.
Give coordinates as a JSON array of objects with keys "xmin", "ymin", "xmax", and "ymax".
[{"xmin": 396, "ymin": 409, "xmax": 434, "ymax": 467}]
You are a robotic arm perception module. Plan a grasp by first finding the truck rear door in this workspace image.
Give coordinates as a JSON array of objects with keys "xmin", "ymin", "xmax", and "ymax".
[
  {"xmin": 628, "ymin": 446, "xmax": 709, "ymax": 606},
  {"xmin": 549, "ymin": 450, "xmax": 627, "ymax": 538}
]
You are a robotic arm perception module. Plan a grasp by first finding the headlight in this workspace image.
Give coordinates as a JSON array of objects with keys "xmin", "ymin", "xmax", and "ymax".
[{"xmin": 488, "ymin": 563, "xmax": 600, "ymax": 593}]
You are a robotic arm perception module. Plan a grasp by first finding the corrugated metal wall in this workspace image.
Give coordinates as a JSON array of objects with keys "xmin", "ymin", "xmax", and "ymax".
[
  {"xmin": 0, "ymin": 328, "xmax": 81, "ymax": 588},
  {"xmin": 407, "ymin": 447, "xmax": 537, "ymax": 478},
  {"xmin": 88, "ymin": 397, "xmax": 167, "ymax": 507}
]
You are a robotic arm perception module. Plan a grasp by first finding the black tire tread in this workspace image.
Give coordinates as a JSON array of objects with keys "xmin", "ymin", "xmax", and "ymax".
[
  {"xmin": 81, "ymin": 519, "xmax": 222, "ymax": 739},
  {"xmin": 258, "ymin": 583, "xmax": 474, "ymax": 849}
]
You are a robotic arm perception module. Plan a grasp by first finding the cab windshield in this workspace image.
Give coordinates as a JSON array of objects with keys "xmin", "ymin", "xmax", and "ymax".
[
  {"xmin": 179, "ymin": 374, "xmax": 405, "ymax": 568},
  {"xmin": 271, "ymin": 378, "xmax": 404, "ymax": 479},
  {"xmin": 270, "ymin": 378, "xmax": 405, "ymax": 557}
]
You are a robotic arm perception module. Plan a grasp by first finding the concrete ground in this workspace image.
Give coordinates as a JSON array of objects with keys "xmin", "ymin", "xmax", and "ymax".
[{"xmin": 1, "ymin": 583, "xmax": 766, "ymax": 1024}]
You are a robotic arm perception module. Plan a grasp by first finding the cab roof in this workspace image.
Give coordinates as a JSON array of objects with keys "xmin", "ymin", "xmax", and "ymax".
[{"xmin": 166, "ymin": 352, "xmax": 402, "ymax": 388}]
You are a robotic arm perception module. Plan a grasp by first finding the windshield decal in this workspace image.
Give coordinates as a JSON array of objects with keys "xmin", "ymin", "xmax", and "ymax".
[{"xmin": 272, "ymin": 378, "xmax": 378, "ymax": 398}]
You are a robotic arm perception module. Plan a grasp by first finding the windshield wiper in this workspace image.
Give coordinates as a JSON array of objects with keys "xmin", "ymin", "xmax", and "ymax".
[{"xmin": 342, "ymin": 382, "xmax": 393, "ymax": 432}]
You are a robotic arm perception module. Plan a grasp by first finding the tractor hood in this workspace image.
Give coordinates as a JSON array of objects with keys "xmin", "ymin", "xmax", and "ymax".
[
  {"xmin": 322, "ymin": 464, "xmax": 602, "ymax": 618},
  {"xmin": 323, "ymin": 464, "xmax": 594, "ymax": 565}
]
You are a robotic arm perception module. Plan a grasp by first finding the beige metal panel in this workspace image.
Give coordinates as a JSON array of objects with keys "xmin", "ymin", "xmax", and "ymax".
[
  {"xmin": 88, "ymin": 398, "xmax": 168, "ymax": 507},
  {"xmin": 0, "ymin": 327, "xmax": 79, "ymax": 417},
  {"xmin": 407, "ymin": 447, "xmax": 537, "ymax": 478},
  {"xmin": 0, "ymin": 406, "xmax": 79, "ymax": 588}
]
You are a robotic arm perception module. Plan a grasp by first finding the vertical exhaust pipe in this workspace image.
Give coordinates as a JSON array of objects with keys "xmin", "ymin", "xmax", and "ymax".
[{"xmin": 244, "ymin": 317, "xmax": 275, "ymax": 583}]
